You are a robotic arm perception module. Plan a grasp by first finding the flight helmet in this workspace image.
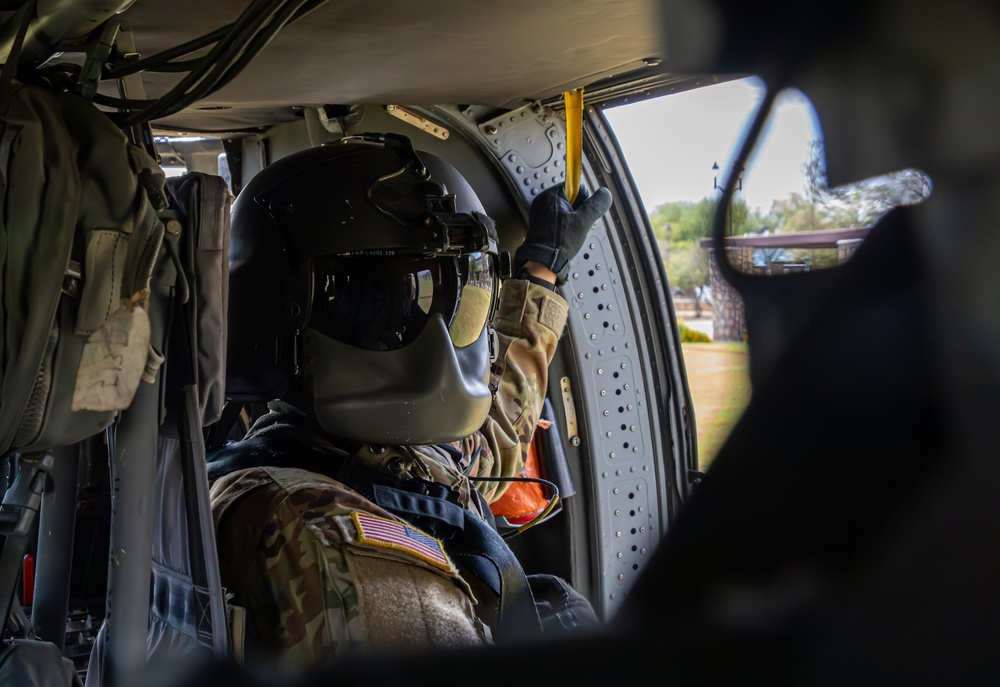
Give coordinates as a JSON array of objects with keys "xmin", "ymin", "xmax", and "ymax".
[{"xmin": 226, "ymin": 133, "xmax": 504, "ymax": 445}]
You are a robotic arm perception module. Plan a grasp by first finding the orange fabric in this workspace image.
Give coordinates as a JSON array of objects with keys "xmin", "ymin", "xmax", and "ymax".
[{"xmin": 490, "ymin": 425, "xmax": 549, "ymax": 522}]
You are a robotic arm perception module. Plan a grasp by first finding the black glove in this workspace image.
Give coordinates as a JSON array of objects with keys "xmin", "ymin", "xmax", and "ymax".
[
  {"xmin": 514, "ymin": 183, "xmax": 613, "ymax": 284},
  {"xmin": 527, "ymin": 574, "xmax": 601, "ymax": 634}
]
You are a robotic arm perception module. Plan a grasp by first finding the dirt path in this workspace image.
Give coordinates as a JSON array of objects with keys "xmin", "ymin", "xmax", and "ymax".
[{"xmin": 681, "ymin": 342, "xmax": 751, "ymax": 468}]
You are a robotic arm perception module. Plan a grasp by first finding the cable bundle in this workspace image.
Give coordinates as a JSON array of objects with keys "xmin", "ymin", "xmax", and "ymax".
[{"xmin": 94, "ymin": 0, "xmax": 327, "ymax": 124}]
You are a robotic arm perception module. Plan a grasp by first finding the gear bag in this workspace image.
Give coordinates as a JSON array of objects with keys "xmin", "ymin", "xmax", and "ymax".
[
  {"xmin": 149, "ymin": 172, "xmax": 232, "ymax": 658},
  {"xmin": 0, "ymin": 638, "xmax": 82, "ymax": 687},
  {"xmin": 0, "ymin": 82, "xmax": 165, "ymax": 456}
]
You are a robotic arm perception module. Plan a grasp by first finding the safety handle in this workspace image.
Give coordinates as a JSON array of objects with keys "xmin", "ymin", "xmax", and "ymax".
[{"xmin": 563, "ymin": 88, "xmax": 584, "ymax": 204}]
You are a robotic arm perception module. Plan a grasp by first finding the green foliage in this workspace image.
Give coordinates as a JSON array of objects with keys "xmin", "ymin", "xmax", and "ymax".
[
  {"xmin": 675, "ymin": 199, "xmax": 714, "ymax": 242},
  {"xmin": 785, "ymin": 248, "xmax": 840, "ymax": 270},
  {"xmin": 804, "ymin": 138, "xmax": 932, "ymax": 226},
  {"xmin": 648, "ymin": 207, "xmax": 670, "ymax": 241},
  {"xmin": 647, "ymin": 138, "xmax": 931, "ymax": 289},
  {"xmin": 650, "ymin": 197, "xmax": 762, "ymax": 245},
  {"xmin": 665, "ymin": 243, "xmax": 709, "ymax": 293},
  {"xmin": 678, "ymin": 320, "xmax": 712, "ymax": 343},
  {"xmin": 765, "ymin": 192, "xmax": 841, "ymax": 233},
  {"xmin": 650, "ymin": 196, "xmax": 764, "ymax": 298}
]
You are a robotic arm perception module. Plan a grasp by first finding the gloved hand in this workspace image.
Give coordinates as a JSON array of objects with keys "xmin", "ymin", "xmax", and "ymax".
[
  {"xmin": 527, "ymin": 573, "xmax": 601, "ymax": 634},
  {"xmin": 515, "ymin": 183, "xmax": 613, "ymax": 285}
]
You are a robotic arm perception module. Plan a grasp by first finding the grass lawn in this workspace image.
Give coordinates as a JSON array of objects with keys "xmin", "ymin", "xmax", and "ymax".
[{"xmin": 680, "ymin": 342, "xmax": 752, "ymax": 470}]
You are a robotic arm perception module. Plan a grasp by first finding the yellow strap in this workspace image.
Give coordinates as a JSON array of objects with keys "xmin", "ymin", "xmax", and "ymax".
[
  {"xmin": 515, "ymin": 494, "xmax": 560, "ymax": 534},
  {"xmin": 563, "ymin": 88, "xmax": 584, "ymax": 204}
]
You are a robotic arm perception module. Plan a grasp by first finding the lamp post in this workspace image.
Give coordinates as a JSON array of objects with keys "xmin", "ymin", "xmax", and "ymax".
[{"xmin": 712, "ymin": 161, "xmax": 744, "ymax": 236}]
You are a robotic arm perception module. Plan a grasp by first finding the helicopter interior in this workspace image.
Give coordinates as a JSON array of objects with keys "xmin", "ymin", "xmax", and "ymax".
[{"xmin": 1, "ymin": 0, "xmax": 999, "ymax": 685}]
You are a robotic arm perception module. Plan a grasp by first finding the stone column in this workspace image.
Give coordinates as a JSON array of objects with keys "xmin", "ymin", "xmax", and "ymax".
[{"xmin": 706, "ymin": 246, "xmax": 749, "ymax": 342}]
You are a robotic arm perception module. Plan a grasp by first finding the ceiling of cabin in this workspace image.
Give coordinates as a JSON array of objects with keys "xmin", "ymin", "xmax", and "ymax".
[{"xmin": 115, "ymin": 0, "xmax": 668, "ymax": 132}]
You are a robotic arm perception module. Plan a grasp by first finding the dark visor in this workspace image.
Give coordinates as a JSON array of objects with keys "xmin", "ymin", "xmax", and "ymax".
[{"xmin": 311, "ymin": 252, "xmax": 497, "ymax": 351}]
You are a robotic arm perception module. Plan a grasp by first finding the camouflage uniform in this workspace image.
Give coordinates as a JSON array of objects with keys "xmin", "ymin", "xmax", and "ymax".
[{"xmin": 210, "ymin": 279, "xmax": 568, "ymax": 663}]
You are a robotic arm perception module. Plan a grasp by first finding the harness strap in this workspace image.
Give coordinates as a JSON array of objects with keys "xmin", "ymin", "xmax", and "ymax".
[
  {"xmin": 452, "ymin": 510, "xmax": 541, "ymax": 641},
  {"xmin": 372, "ymin": 483, "xmax": 465, "ymax": 529},
  {"xmin": 367, "ymin": 482, "xmax": 541, "ymax": 641},
  {"xmin": 149, "ymin": 561, "xmax": 214, "ymax": 647}
]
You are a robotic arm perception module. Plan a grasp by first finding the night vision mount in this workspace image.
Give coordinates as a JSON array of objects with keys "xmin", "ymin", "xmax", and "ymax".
[{"xmin": 343, "ymin": 132, "xmax": 499, "ymax": 259}]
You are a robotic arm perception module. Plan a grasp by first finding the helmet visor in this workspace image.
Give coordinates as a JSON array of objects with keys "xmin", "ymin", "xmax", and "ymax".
[{"xmin": 312, "ymin": 252, "xmax": 497, "ymax": 351}]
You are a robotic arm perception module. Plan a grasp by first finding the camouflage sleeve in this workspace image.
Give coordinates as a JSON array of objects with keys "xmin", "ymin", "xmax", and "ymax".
[
  {"xmin": 213, "ymin": 467, "xmax": 485, "ymax": 665},
  {"xmin": 214, "ymin": 468, "xmax": 381, "ymax": 662},
  {"xmin": 465, "ymin": 279, "xmax": 568, "ymax": 502}
]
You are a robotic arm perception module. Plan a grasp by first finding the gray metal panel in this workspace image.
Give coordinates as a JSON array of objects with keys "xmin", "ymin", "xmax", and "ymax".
[
  {"xmin": 481, "ymin": 106, "xmax": 567, "ymax": 201},
  {"xmin": 562, "ymin": 226, "xmax": 668, "ymax": 618},
  {"xmin": 443, "ymin": 101, "xmax": 677, "ymax": 619}
]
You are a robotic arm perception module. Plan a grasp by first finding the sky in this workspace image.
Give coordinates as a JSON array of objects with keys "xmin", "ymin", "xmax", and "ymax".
[{"xmin": 603, "ymin": 77, "xmax": 822, "ymax": 213}]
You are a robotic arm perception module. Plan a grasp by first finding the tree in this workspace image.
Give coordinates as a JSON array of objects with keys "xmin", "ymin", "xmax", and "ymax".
[
  {"xmin": 805, "ymin": 139, "xmax": 932, "ymax": 226},
  {"xmin": 665, "ymin": 243, "xmax": 710, "ymax": 315},
  {"xmin": 765, "ymin": 192, "xmax": 839, "ymax": 233},
  {"xmin": 667, "ymin": 196, "xmax": 760, "ymax": 243},
  {"xmin": 649, "ymin": 198, "xmax": 765, "ymax": 310}
]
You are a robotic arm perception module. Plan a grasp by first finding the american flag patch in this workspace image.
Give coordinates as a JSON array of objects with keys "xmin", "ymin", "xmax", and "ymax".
[{"xmin": 351, "ymin": 512, "xmax": 452, "ymax": 572}]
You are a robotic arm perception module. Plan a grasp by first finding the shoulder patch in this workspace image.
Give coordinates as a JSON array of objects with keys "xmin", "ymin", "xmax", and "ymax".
[
  {"xmin": 538, "ymin": 293, "xmax": 567, "ymax": 333},
  {"xmin": 351, "ymin": 512, "xmax": 452, "ymax": 573}
]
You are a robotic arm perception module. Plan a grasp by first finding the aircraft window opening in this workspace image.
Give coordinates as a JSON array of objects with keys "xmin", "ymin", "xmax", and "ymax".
[
  {"xmin": 154, "ymin": 136, "xmax": 227, "ymax": 180},
  {"xmin": 606, "ymin": 81, "xmax": 935, "ymax": 470}
]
